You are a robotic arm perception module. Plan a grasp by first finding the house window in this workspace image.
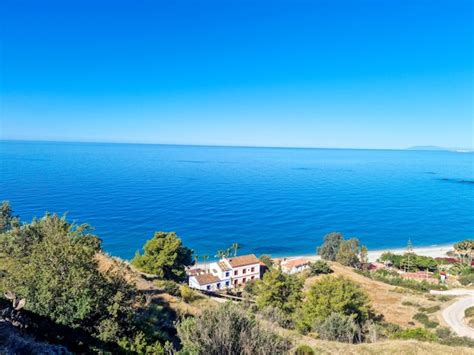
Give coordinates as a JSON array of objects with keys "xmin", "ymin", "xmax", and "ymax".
[
  {"xmin": 251, "ymin": 276, "xmax": 255, "ymax": 280},
  {"xmin": 242, "ymin": 278, "xmax": 246, "ymax": 283},
  {"xmin": 226, "ymin": 281, "xmax": 230, "ymax": 286},
  {"xmin": 206, "ymin": 285, "xmax": 211, "ymax": 291},
  {"xmin": 234, "ymin": 280, "xmax": 238, "ymax": 285},
  {"xmin": 217, "ymin": 283, "xmax": 221, "ymax": 289},
  {"xmin": 225, "ymin": 272, "xmax": 230, "ymax": 277},
  {"xmin": 234, "ymin": 270, "xmax": 238, "ymax": 276},
  {"xmin": 242, "ymin": 269, "xmax": 246, "ymax": 274},
  {"xmin": 251, "ymin": 267, "xmax": 255, "ymax": 272}
]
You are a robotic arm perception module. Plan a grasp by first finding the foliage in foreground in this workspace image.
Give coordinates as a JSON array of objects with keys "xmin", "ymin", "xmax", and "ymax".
[
  {"xmin": 0, "ymin": 203, "xmax": 164, "ymax": 351},
  {"xmin": 131, "ymin": 231, "xmax": 193, "ymax": 281},
  {"xmin": 176, "ymin": 302, "xmax": 291, "ymax": 355},
  {"xmin": 315, "ymin": 312, "xmax": 359, "ymax": 343}
]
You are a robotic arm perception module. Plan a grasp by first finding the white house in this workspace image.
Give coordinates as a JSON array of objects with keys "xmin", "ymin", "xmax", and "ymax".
[
  {"xmin": 188, "ymin": 254, "xmax": 261, "ymax": 291},
  {"xmin": 281, "ymin": 258, "xmax": 310, "ymax": 274}
]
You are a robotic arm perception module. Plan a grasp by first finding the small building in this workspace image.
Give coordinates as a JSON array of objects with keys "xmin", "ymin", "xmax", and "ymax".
[
  {"xmin": 189, "ymin": 273, "xmax": 228, "ymax": 291},
  {"xmin": 187, "ymin": 254, "xmax": 260, "ymax": 290},
  {"xmin": 281, "ymin": 258, "xmax": 310, "ymax": 274}
]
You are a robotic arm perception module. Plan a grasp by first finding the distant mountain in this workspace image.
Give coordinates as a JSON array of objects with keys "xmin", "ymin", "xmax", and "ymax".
[
  {"xmin": 406, "ymin": 145, "xmax": 473, "ymax": 152},
  {"xmin": 406, "ymin": 145, "xmax": 450, "ymax": 151}
]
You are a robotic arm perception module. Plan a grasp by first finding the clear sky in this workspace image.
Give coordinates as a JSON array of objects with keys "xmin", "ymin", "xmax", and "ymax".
[{"xmin": 1, "ymin": 0, "xmax": 473, "ymax": 149}]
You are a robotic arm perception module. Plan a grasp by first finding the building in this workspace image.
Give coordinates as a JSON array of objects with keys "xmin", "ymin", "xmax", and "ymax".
[
  {"xmin": 188, "ymin": 254, "xmax": 260, "ymax": 291},
  {"xmin": 281, "ymin": 258, "xmax": 310, "ymax": 274}
]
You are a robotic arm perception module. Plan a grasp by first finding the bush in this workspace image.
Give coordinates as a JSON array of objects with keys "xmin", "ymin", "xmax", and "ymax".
[
  {"xmin": 413, "ymin": 313, "xmax": 438, "ymax": 328},
  {"xmin": 317, "ymin": 232, "xmax": 343, "ymax": 261},
  {"xmin": 294, "ymin": 344, "xmax": 315, "ymax": 355},
  {"xmin": 315, "ymin": 313, "xmax": 358, "ymax": 343},
  {"xmin": 465, "ymin": 306, "xmax": 474, "ymax": 318},
  {"xmin": 309, "ymin": 260, "xmax": 332, "ymax": 276},
  {"xmin": 179, "ymin": 285, "xmax": 195, "ymax": 303},
  {"xmin": 440, "ymin": 336, "xmax": 474, "ymax": 348},
  {"xmin": 391, "ymin": 328, "xmax": 437, "ymax": 342},
  {"xmin": 419, "ymin": 305, "xmax": 440, "ymax": 313},
  {"xmin": 435, "ymin": 326, "xmax": 452, "ymax": 339},
  {"xmin": 154, "ymin": 280, "xmax": 180, "ymax": 296},
  {"xmin": 176, "ymin": 302, "xmax": 291, "ymax": 354},
  {"xmin": 458, "ymin": 273, "xmax": 474, "ymax": 286},
  {"xmin": 258, "ymin": 306, "xmax": 295, "ymax": 329}
]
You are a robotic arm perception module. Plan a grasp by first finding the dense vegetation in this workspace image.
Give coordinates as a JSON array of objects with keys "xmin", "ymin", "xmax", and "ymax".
[{"xmin": 317, "ymin": 232, "xmax": 368, "ymax": 268}]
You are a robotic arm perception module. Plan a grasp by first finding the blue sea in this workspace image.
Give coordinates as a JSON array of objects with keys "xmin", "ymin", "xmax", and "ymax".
[{"xmin": 1, "ymin": 140, "xmax": 473, "ymax": 260}]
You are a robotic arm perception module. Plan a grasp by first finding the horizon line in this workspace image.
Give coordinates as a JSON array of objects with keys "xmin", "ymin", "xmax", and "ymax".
[{"xmin": 0, "ymin": 138, "xmax": 469, "ymax": 153}]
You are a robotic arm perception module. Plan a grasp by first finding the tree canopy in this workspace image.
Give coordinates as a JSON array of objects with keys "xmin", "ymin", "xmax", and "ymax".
[
  {"xmin": 317, "ymin": 232, "xmax": 343, "ymax": 261},
  {"xmin": 255, "ymin": 267, "xmax": 303, "ymax": 314},
  {"xmin": 131, "ymin": 231, "xmax": 193, "ymax": 281},
  {"xmin": 297, "ymin": 276, "xmax": 371, "ymax": 333}
]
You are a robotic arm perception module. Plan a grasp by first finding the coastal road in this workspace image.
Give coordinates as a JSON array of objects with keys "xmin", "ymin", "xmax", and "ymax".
[{"xmin": 430, "ymin": 289, "xmax": 474, "ymax": 338}]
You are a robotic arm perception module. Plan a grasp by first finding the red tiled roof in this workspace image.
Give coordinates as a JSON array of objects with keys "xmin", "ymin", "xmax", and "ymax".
[
  {"xmin": 218, "ymin": 261, "xmax": 232, "ymax": 271},
  {"xmin": 194, "ymin": 273, "xmax": 220, "ymax": 285},
  {"xmin": 227, "ymin": 254, "xmax": 260, "ymax": 268},
  {"xmin": 282, "ymin": 258, "xmax": 309, "ymax": 269}
]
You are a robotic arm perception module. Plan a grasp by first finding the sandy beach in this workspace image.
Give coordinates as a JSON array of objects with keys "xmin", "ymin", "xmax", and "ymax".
[{"xmin": 277, "ymin": 244, "xmax": 454, "ymax": 263}]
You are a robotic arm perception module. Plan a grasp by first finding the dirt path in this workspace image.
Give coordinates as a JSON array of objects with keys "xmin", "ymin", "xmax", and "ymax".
[{"xmin": 431, "ymin": 289, "xmax": 474, "ymax": 338}]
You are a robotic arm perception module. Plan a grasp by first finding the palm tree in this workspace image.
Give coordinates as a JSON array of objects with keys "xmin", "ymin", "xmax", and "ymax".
[
  {"xmin": 194, "ymin": 255, "xmax": 199, "ymax": 265},
  {"xmin": 226, "ymin": 248, "xmax": 232, "ymax": 258},
  {"xmin": 231, "ymin": 243, "xmax": 240, "ymax": 257},
  {"xmin": 215, "ymin": 250, "xmax": 225, "ymax": 259}
]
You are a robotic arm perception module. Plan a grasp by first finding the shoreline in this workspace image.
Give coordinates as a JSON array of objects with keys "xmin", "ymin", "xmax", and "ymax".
[{"xmin": 275, "ymin": 244, "xmax": 454, "ymax": 263}]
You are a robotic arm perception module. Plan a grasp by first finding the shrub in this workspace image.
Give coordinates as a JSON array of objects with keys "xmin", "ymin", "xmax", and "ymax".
[
  {"xmin": 435, "ymin": 326, "xmax": 452, "ymax": 339},
  {"xmin": 179, "ymin": 285, "xmax": 195, "ymax": 303},
  {"xmin": 297, "ymin": 276, "xmax": 371, "ymax": 333},
  {"xmin": 440, "ymin": 336, "xmax": 474, "ymax": 348},
  {"xmin": 309, "ymin": 260, "xmax": 332, "ymax": 276},
  {"xmin": 315, "ymin": 313, "xmax": 358, "ymax": 343},
  {"xmin": 176, "ymin": 302, "xmax": 291, "ymax": 354},
  {"xmin": 401, "ymin": 301, "xmax": 417, "ymax": 307},
  {"xmin": 294, "ymin": 344, "xmax": 315, "ymax": 355},
  {"xmin": 413, "ymin": 312, "xmax": 438, "ymax": 328},
  {"xmin": 419, "ymin": 305, "xmax": 440, "ymax": 313},
  {"xmin": 391, "ymin": 328, "xmax": 437, "ymax": 342},
  {"xmin": 458, "ymin": 273, "xmax": 474, "ymax": 286},
  {"xmin": 154, "ymin": 280, "xmax": 180, "ymax": 296},
  {"xmin": 465, "ymin": 306, "xmax": 474, "ymax": 318},
  {"xmin": 258, "ymin": 306, "xmax": 295, "ymax": 329}
]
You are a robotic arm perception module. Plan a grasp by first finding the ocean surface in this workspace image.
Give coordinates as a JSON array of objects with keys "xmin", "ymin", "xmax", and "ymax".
[{"xmin": 1, "ymin": 140, "xmax": 473, "ymax": 260}]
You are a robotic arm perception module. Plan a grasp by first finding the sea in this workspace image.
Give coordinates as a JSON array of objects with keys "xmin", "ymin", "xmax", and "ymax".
[{"xmin": 1, "ymin": 140, "xmax": 473, "ymax": 260}]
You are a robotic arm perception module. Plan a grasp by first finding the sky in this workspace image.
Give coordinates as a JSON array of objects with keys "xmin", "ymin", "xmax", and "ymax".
[{"xmin": 1, "ymin": 0, "xmax": 473, "ymax": 149}]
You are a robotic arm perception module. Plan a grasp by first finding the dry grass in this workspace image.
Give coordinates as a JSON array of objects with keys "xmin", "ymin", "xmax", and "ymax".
[
  {"xmin": 304, "ymin": 263, "xmax": 443, "ymax": 327},
  {"xmin": 95, "ymin": 252, "xmax": 218, "ymax": 316}
]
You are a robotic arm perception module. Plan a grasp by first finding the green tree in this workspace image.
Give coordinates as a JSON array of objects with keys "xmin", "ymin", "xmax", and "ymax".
[
  {"xmin": 0, "ymin": 213, "xmax": 138, "ymax": 343},
  {"xmin": 131, "ymin": 231, "xmax": 193, "ymax": 281},
  {"xmin": 298, "ymin": 276, "xmax": 371, "ymax": 333},
  {"xmin": 317, "ymin": 232, "xmax": 343, "ymax": 261},
  {"xmin": 176, "ymin": 302, "xmax": 290, "ymax": 355},
  {"xmin": 255, "ymin": 267, "xmax": 303, "ymax": 314},
  {"xmin": 454, "ymin": 240, "xmax": 474, "ymax": 265},
  {"xmin": 0, "ymin": 201, "xmax": 17, "ymax": 233},
  {"xmin": 259, "ymin": 255, "xmax": 273, "ymax": 268},
  {"xmin": 336, "ymin": 238, "xmax": 360, "ymax": 267}
]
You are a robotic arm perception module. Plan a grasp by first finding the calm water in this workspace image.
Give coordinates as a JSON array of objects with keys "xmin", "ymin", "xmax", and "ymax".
[{"xmin": 1, "ymin": 140, "xmax": 473, "ymax": 260}]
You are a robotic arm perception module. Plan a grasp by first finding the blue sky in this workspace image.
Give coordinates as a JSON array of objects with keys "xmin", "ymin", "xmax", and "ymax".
[{"xmin": 1, "ymin": 0, "xmax": 472, "ymax": 149}]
